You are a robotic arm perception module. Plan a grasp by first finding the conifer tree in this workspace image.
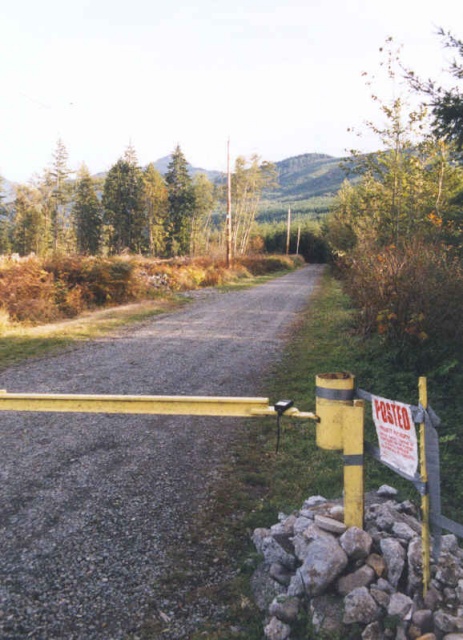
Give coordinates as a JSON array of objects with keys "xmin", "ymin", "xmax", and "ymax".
[
  {"xmin": 73, "ymin": 165, "xmax": 102, "ymax": 254},
  {"xmin": 143, "ymin": 163, "xmax": 168, "ymax": 256},
  {"xmin": 32, "ymin": 169, "xmax": 55, "ymax": 253},
  {"xmin": 165, "ymin": 145, "xmax": 195, "ymax": 255},
  {"xmin": 13, "ymin": 184, "xmax": 47, "ymax": 255},
  {"xmin": 49, "ymin": 138, "xmax": 73, "ymax": 252},
  {"xmin": 102, "ymin": 149, "xmax": 147, "ymax": 254}
]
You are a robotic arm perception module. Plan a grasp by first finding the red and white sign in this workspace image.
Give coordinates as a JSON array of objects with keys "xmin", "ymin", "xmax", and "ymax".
[{"xmin": 371, "ymin": 395, "xmax": 418, "ymax": 477}]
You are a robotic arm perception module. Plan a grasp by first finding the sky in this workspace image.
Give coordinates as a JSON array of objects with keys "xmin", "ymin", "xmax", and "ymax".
[{"xmin": 0, "ymin": 0, "xmax": 462, "ymax": 183}]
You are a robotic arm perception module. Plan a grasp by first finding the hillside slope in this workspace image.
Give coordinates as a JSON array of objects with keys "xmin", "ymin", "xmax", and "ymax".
[{"xmin": 274, "ymin": 153, "xmax": 347, "ymax": 200}]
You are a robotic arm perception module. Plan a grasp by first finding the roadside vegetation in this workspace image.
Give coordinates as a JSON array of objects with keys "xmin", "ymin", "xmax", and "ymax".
[
  {"xmin": 323, "ymin": 36, "xmax": 463, "ymax": 375},
  {"xmin": 0, "ymin": 253, "xmax": 303, "ymax": 369}
]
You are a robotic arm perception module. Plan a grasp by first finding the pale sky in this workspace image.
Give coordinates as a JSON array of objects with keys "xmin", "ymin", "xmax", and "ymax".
[{"xmin": 0, "ymin": 0, "xmax": 462, "ymax": 182}]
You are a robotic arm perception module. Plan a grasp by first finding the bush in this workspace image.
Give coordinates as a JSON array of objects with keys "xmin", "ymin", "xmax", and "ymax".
[
  {"xmin": 0, "ymin": 253, "xmax": 303, "ymax": 326},
  {"xmin": 80, "ymin": 257, "xmax": 146, "ymax": 305},
  {"xmin": 338, "ymin": 239, "xmax": 463, "ymax": 352},
  {"xmin": 0, "ymin": 257, "xmax": 57, "ymax": 323}
]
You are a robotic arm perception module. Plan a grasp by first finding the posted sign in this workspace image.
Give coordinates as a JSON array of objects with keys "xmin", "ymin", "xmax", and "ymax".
[{"xmin": 371, "ymin": 395, "xmax": 418, "ymax": 477}]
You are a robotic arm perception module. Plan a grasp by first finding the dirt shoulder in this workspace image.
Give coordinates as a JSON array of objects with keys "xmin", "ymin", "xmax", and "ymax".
[{"xmin": 0, "ymin": 265, "xmax": 324, "ymax": 639}]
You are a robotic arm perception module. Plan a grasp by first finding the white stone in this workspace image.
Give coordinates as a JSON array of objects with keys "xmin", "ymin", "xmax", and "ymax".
[
  {"xmin": 269, "ymin": 595, "xmax": 300, "ymax": 624},
  {"xmin": 251, "ymin": 564, "xmax": 286, "ymax": 611},
  {"xmin": 329, "ymin": 505, "xmax": 345, "ymax": 521},
  {"xmin": 303, "ymin": 495, "xmax": 327, "ymax": 508},
  {"xmin": 434, "ymin": 610, "xmax": 463, "ymax": 634},
  {"xmin": 293, "ymin": 516, "xmax": 312, "ymax": 535},
  {"xmin": 380, "ymin": 537, "xmax": 406, "ymax": 588},
  {"xmin": 340, "ymin": 526, "xmax": 373, "ymax": 560},
  {"xmin": 297, "ymin": 536, "xmax": 348, "ymax": 597},
  {"xmin": 457, "ymin": 579, "xmax": 463, "ymax": 604},
  {"xmin": 261, "ymin": 536, "xmax": 297, "ymax": 570},
  {"xmin": 392, "ymin": 521, "xmax": 417, "ymax": 541},
  {"xmin": 310, "ymin": 594, "xmax": 344, "ymax": 635},
  {"xmin": 314, "ymin": 514, "xmax": 347, "ymax": 535},
  {"xmin": 337, "ymin": 565, "xmax": 375, "ymax": 596},
  {"xmin": 441, "ymin": 535, "xmax": 459, "ymax": 554},
  {"xmin": 252, "ymin": 527, "xmax": 271, "ymax": 554},
  {"xmin": 387, "ymin": 592, "xmax": 414, "ymax": 620},
  {"xmin": 377, "ymin": 484, "xmax": 398, "ymax": 497},
  {"xmin": 264, "ymin": 616, "xmax": 291, "ymax": 640},
  {"xmin": 362, "ymin": 621, "xmax": 383, "ymax": 640},
  {"xmin": 343, "ymin": 586, "xmax": 380, "ymax": 625}
]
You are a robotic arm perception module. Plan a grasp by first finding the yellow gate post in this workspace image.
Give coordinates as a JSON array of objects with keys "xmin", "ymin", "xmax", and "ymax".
[
  {"xmin": 315, "ymin": 372, "xmax": 365, "ymax": 528},
  {"xmin": 419, "ymin": 377, "xmax": 431, "ymax": 596}
]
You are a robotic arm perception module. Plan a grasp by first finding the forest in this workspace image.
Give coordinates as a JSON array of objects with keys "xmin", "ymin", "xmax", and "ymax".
[{"xmin": 0, "ymin": 143, "xmax": 281, "ymax": 260}]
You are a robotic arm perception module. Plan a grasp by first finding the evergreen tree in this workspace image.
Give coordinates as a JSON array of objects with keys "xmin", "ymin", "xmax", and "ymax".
[
  {"xmin": 13, "ymin": 184, "xmax": 47, "ymax": 255},
  {"xmin": 143, "ymin": 163, "xmax": 168, "ymax": 256},
  {"xmin": 73, "ymin": 164, "xmax": 103, "ymax": 254},
  {"xmin": 49, "ymin": 138, "xmax": 73, "ymax": 252},
  {"xmin": 165, "ymin": 145, "xmax": 195, "ymax": 255},
  {"xmin": 33, "ymin": 169, "xmax": 55, "ymax": 253},
  {"xmin": 124, "ymin": 141, "xmax": 138, "ymax": 165},
  {"xmin": 102, "ymin": 153, "xmax": 147, "ymax": 254}
]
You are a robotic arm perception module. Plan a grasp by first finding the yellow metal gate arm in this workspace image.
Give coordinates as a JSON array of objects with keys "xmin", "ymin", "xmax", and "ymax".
[{"xmin": 0, "ymin": 391, "xmax": 317, "ymax": 420}]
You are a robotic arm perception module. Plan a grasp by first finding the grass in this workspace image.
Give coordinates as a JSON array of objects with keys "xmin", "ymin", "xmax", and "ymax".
[{"xmin": 0, "ymin": 297, "xmax": 182, "ymax": 371}]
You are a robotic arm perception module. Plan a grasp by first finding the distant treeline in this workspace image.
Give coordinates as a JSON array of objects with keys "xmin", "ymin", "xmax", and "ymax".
[{"xmin": 0, "ymin": 143, "xmax": 279, "ymax": 259}]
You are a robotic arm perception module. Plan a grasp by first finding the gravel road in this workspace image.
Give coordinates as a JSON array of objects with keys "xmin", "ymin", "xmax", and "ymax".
[{"xmin": 0, "ymin": 265, "xmax": 324, "ymax": 639}]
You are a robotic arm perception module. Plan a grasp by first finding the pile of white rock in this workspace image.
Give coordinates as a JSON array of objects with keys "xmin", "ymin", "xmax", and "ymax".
[
  {"xmin": 251, "ymin": 486, "xmax": 463, "ymax": 640},
  {"xmin": 143, "ymin": 272, "xmax": 170, "ymax": 289}
]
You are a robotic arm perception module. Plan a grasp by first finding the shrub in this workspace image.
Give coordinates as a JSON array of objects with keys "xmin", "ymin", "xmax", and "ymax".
[
  {"xmin": 55, "ymin": 283, "xmax": 85, "ymax": 318},
  {"xmin": 339, "ymin": 239, "xmax": 463, "ymax": 350},
  {"xmin": 0, "ymin": 256, "xmax": 57, "ymax": 323},
  {"xmin": 80, "ymin": 257, "xmax": 145, "ymax": 305},
  {"xmin": 0, "ymin": 253, "xmax": 302, "ymax": 326}
]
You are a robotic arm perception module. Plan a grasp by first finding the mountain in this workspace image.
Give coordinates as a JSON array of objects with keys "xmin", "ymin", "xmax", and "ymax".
[
  {"xmin": 256, "ymin": 152, "xmax": 351, "ymax": 222},
  {"xmin": 273, "ymin": 153, "xmax": 348, "ymax": 200},
  {"xmin": 93, "ymin": 156, "xmax": 223, "ymax": 184},
  {"xmin": 152, "ymin": 155, "xmax": 223, "ymax": 183},
  {"xmin": 151, "ymin": 152, "xmax": 349, "ymax": 220}
]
